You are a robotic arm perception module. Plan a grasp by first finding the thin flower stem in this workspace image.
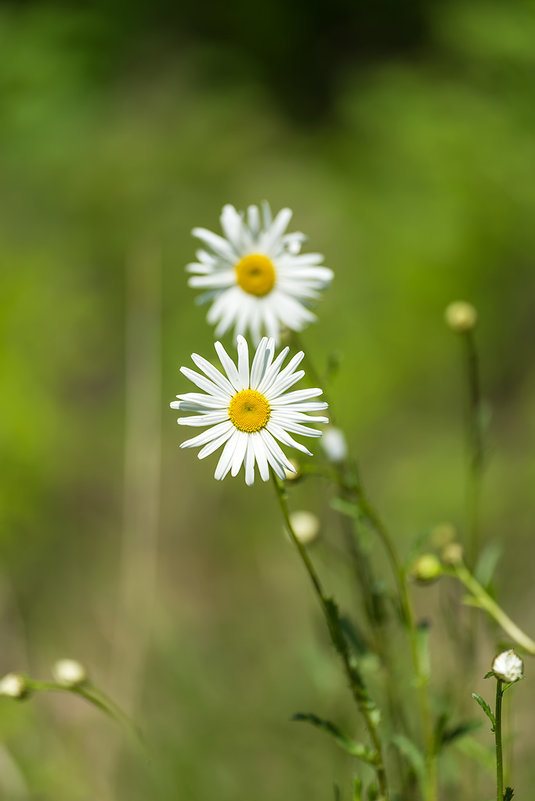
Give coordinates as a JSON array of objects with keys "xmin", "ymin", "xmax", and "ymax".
[
  {"xmin": 495, "ymin": 679, "xmax": 504, "ymax": 801},
  {"xmin": 450, "ymin": 561, "xmax": 535, "ymax": 655},
  {"xmin": 271, "ymin": 473, "xmax": 390, "ymax": 801}
]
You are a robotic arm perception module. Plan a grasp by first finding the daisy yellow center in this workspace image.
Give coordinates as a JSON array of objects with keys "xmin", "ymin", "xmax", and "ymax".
[
  {"xmin": 235, "ymin": 253, "xmax": 276, "ymax": 297},
  {"xmin": 228, "ymin": 389, "xmax": 271, "ymax": 432}
]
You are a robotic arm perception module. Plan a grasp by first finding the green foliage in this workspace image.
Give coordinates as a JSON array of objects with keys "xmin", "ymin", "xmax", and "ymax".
[
  {"xmin": 472, "ymin": 694, "xmax": 496, "ymax": 732},
  {"xmin": 293, "ymin": 713, "xmax": 379, "ymax": 765}
]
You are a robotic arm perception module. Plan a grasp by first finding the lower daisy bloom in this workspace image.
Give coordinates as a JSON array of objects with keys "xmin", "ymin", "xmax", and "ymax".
[{"xmin": 171, "ymin": 336, "xmax": 328, "ymax": 485}]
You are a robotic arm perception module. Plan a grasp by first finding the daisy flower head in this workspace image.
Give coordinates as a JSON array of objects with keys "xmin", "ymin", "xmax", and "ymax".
[
  {"xmin": 187, "ymin": 202, "xmax": 333, "ymax": 343},
  {"xmin": 170, "ymin": 336, "xmax": 328, "ymax": 485}
]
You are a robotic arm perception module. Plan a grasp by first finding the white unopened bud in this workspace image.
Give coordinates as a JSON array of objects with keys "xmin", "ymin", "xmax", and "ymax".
[
  {"xmin": 52, "ymin": 659, "xmax": 87, "ymax": 687},
  {"xmin": 321, "ymin": 426, "xmax": 348, "ymax": 463},
  {"xmin": 445, "ymin": 301, "xmax": 478, "ymax": 333},
  {"xmin": 492, "ymin": 649, "xmax": 523, "ymax": 683},
  {"xmin": 289, "ymin": 510, "xmax": 320, "ymax": 545},
  {"xmin": 0, "ymin": 673, "xmax": 28, "ymax": 699}
]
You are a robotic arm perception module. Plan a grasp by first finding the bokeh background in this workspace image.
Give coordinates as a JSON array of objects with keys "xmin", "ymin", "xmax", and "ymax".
[{"xmin": 1, "ymin": 0, "xmax": 535, "ymax": 798}]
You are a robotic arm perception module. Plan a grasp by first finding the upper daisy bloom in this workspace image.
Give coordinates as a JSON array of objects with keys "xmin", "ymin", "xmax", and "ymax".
[
  {"xmin": 170, "ymin": 336, "xmax": 328, "ymax": 485},
  {"xmin": 187, "ymin": 202, "xmax": 333, "ymax": 343}
]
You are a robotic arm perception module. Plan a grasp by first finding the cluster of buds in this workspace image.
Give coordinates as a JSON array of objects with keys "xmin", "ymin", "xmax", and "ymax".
[{"xmin": 0, "ymin": 659, "xmax": 88, "ymax": 701}]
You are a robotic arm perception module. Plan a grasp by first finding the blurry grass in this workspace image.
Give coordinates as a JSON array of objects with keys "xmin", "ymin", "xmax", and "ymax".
[{"xmin": 1, "ymin": 1, "xmax": 535, "ymax": 798}]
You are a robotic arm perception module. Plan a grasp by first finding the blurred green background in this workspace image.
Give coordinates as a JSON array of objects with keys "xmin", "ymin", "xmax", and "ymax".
[{"xmin": 1, "ymin": 0, "xmax": 535, "ymax": 798}]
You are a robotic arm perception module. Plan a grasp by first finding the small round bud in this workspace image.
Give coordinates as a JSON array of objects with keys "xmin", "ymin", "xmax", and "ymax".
[
  {"xmin": 0, "ymin": 673, "xmax": 29, "ymax": 699},
  {"xmin": 444, "ymin": 301, "xmax": 478, "ymax": 333},
  {"xmin": 410, "ymin": 554, "xmax": 443, "ymax": 584},
  {"xmin": 430, "ymin": 522, "xmax": 456, "ymax": 549},
  {"xmin": 441, "ymin": 542, "xmax": 464, "ymax": 566},
  {"xmin": 321, "ymin": 426, "xmax": 348, "ymax": 464},
  {"xmin": 284, "ymin": 458, "xmax": 300, "ymax": 481},
  {"xmin": 492, "ymin": 649, "xmax": 523, "ymax": 683},
  {"xmin": 52, "ymin": 659, "xmax": 87, "ymax": 688},
  {"xmin": 289, "ymin": 510, "xmax": 320, "ymax": 545}
]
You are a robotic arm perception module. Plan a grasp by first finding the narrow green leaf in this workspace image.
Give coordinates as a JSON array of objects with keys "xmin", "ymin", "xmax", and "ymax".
[
  {"xmin": 391, "ymin": 734, "xmax": 427, "ymax": 794},
  {"xmin": 472, "ymin": 693, "xmax": 496, "ymax": 731},
  {"xmin": 293, "ymin": 713, "xmax": 379, "ymax": 765},
  {"xmin": 333, "ymin": 783, "xmax": 342, "ymax": 801},
  {"xmin": 353, "ymin": 777, "xmax": 363, "ymax": 801},
  {"xmin": 503, "ymin": 787, "xmax": 514, "ymax": 801}
]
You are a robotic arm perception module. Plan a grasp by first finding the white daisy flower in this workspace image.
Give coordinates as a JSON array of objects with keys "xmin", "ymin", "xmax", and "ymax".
[
  {"xmin": 187, "ymin": 202, "xmax": 334, "ymax": 343},
  {"xmin": 170, "ymin": 336, "xmax": 328, "ymax": 485}
]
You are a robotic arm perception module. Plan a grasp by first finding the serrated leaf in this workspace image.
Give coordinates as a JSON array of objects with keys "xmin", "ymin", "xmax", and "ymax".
[
  {"xmin": 391, "ymin": 734, "xmax": 427, "ymax": 794},
  {"xmin": 503, "ymin": 787, "xmax": 514, "ymax": 800},
  {"xmin": 293, "ymin": 713, "xmax": 379, "ymax": 765},
  {"xmin": 472, "ymin": 693, "xmax": 496, "ymax": 731}
]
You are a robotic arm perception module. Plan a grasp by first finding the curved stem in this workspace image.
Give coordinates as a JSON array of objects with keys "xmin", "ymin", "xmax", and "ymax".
[
  {"xmin": 272, "ymin": 473, "xmax": 389, "ymax": 800},
  {"xmin": 451, "ymin": 561, "xmax": 535, "ymax": 655}
]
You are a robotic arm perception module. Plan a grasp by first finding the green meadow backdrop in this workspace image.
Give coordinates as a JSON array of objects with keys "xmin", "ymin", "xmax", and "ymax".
[{"xmin": 1, "ymin": 1, "xmax": 535, "ymax": 798}]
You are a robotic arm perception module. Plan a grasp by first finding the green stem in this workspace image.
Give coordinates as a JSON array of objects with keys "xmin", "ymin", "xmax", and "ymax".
[
  {"xmin": 451, "ymin": 561, "xmax": 535, "ymax": 655},
  {"xmin": 272, "ymin": 473, "xmax": 389, "ymax": 801},
  {"xmin": 495, "ymin": 679, "xmax": 503, "ymax": 801}
]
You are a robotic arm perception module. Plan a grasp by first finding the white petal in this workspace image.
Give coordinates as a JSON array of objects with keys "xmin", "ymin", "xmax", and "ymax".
[
  {"xmin": 236, "ymin": 336, "xmax": 250, "ymax": 389},
  {"xmin": 192, "ymin": 227, "xmax": 237, "ymax": 262},
  {"xmin": 261, "ymin": 208, "xmax": 292, "ymax": 254},
  {"xmin": 261, "ymin": 351, "xmax": 304, "ymax": 397},
  {"xmin": 177, "ymin": 411, "xmax": 229, "ymax": 427},
  {"xmin": 188, "ymin": 272, "xmax": 236, "ymax": 289},
  {"xmin": 214, "ymin": 431, "xmax": 241, "ymax": 480},
  {"xmin": 180, "ymin": 366, "xmax": 228, "ymax": 398},
  {"xmin": 250, "ymin": 337, "xmax": 269, "ymax": 389},
  {"xmin": 256, "ymin": 346, "xmax": 290, "ymax": 394},
  {"xmin": 270, "ymin": 388, "xmax": 324, "ymax": 405},
  {"xmin": 266, "ymin": 369, "xmax": 305, "ymax": 398},
  {"xmin": 214, "ymin": 341, "xmax": 242, "ymax": 391},
  {"xmin": 198, "ymin": 425, "xmax": 235, "ymax": 459},
  {"xmin": 251, "ymin": 431, "xmax": 270, "ymax": 481},
  {"xmin": 244, "ymin": 436, "xmax": 255, "ymax": 485},
  {"xmin": 247, "ymin": 205, "xmax": 260, "ymax": 237},
  {"xmin": 230, "ymin": 431, "xmax": 248, "ymax": 477},
  {"xmin": 190, "ymin": 353, "xmax": 235, "ymax": 396},
  {"xmin": 220, "ymin": 205, "xmax": 245, "ymax": 252},
  {"xmin": 271, "ymin": 419, "xmax": 323, "ymax": 437},
  {"xmin": 259, "ymin": 428, "xmax": 295, "ymax": 474},
  {"xmin": 266, "ymin": 422, "xmax": 313, "ymax": 456},
  {"xmin": 180, "ymin": 421, "xmax": 233, "ymax": 450}
]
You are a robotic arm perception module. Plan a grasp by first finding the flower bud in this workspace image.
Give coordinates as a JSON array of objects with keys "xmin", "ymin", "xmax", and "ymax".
[
  {"xmin": 0, "ymin": 673, "xmax": 29, "ymax": 699},
  {"xmin": 441, "ymin": 542, "xmax": 464, "ymax": 566},
  {"xmin": 430, "ymin": 522, "xmax": 456, "ymax": 549},
  {"xmin": 492, "ymin": 649, "xmax": 523, "ymax": 683},
  {"xmin": 410, "ymin": 554, "xmax": 443, "ymax": 584},
  {"xmin": 321, "ymin": 426, "xmax": 348, "ymax": 464},
  {"xmin": 289, "ymin": 510, "xmax": 320, "ymax": 545},
  {"xmin": 444, "ymin": 301, "xmax": 478, "ymax": 333},
  {"xmin": 52, "ymin": 659, "xmax": 87, "ymax": 688}
]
